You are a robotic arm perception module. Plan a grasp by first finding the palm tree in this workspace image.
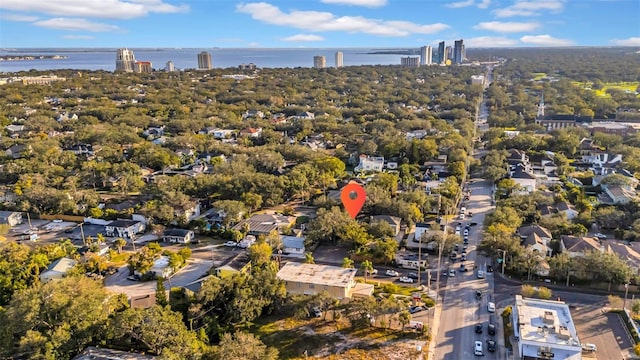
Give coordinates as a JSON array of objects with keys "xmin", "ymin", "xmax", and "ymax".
[
  {"xmin": 115, "ymin": 238, "xmax": 127, "ymax": 254},
  {"xmin": 342, "ymin": 257, "xmax": 354, "ymax": 269},
  {"xmin": 361, "ymin": 260, "xmax": 373, "ymax": 282},
  {"xmin": 304, "ymin": 252, "xmax": 315, "ymax": 264},
  {"xmin": 399, "ymin": 310, "xmax": 411, "ymax": 331}
]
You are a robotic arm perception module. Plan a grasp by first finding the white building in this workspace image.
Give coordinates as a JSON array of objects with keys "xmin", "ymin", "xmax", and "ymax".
[
  {"xmin": 115, "ymin": 48, "xmax": 136, "ymax": 72},
  {"xmin": 281, "ymin": 235, "xmax": 305, "ymax": 257},
  {"xmin": 471, "ymin": 75, "xmax": 485, "ymax": 86},
  {"xmin": 40, "ymin": 257, "xmax": 77, "ymax": 283},
  {"xmin": 335, "ymin": 51, "xmax": 344, "ymax": 68},
  {"xmin": 135, "ymin": 256, "xmax": 172, "ymax": 279},
  {"xmin": 277, "ymin": 262, "xmax": 373, "ymax": 299},
  {"xmin": 512, "ymin": 295, "xmax": 582, "ymax": 360},
  {"xmin": 313, "ymin": 55, "xmax": 326, "ymax": 69},
  {"xmin": 354, "ymin": 155, "xmax": 384, "ymax": 172},
  {"xmin": 420, "ymin": 46, "xmax": 432, "ymax": 65},
  {"xmin": 197, "ymin": 51, "xmax": 212, "ymax": 70},
  {"xmin": 165, "ymin": 61, "xmax": 175, "ymax": 72}
]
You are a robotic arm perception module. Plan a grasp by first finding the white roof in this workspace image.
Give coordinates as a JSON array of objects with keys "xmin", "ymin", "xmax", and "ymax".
[
  {"xmin": 281, "ymin": 236, "xmax": 305, "ymax": 249},
  {"xmin": 277, "ymin": 262, "xmax": 356, "ymax": 288}
]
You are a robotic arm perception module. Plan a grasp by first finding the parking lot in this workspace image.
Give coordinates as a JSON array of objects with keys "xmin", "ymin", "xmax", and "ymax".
[{"xmin": 572, "ymin": 303, "xmax": 635, "ymax": 359}]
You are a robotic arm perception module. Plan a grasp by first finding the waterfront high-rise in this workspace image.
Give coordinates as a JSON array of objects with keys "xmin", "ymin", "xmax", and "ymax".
[
  {"xmin": 165, "ymin": 61, "xmax": 175, "ymax": 72},
  {"xmin": 446, "ymin": 46, "xmax": 453, "ymax": 62},
  {"xmin": 453, "ymin": 39, "xmax": 465, "ymax": 64},
  {"xmin": 313, "ymin": 55, "xmax": 326, "ymax": 68},
  {"xmin": 197, "ymin": 51, "xmax": 212, "ymax": 70},
  {"xmin": 401, "ymin": 56, "xmax": 420, "ymax": 68},
  {"xmin": 420, "ymin": 46, "xmax": 432, "ymax": 65},
  {"xmin": 115, "ymin": 48, "xmax": 136, "ymax": 72},
  {"xmin": 437, "ymin": 41, "xmax": 446, "ymax": 64},
  {"xmin": 335, "ymin": 51, "xmax": 344, "ymax": 68}
]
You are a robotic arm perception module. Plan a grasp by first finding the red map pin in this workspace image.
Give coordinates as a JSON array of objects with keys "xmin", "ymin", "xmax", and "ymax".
[{"xmin": 341, "ymin": 182, "xmax": 366, "ymax": 219}]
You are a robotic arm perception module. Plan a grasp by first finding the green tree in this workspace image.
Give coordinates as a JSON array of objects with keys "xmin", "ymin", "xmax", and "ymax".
[
  {"xmin": 207, "ymin": 332, "xmax": 278, "ymax": 360},
  {"xmin": 248, "ymin": 242, "xmax": 273, "ymax": 267},
  {"xmin": 398, "ymin": 310, "xmax": 411, "ymax": 331},
  {"xmin": 360, "ymin": 260, "xmax": 373, "ymax": 282},
  {"xmin": 114, "ymin": 237, "xmax": 127, "ymax": 254},
  {"xmin": 156, "ymin": 277, "xmax": 168, "ymax": 306},
  {"xmin": 342, "ymin": 257, "xmax": 355, "ymax": 269},
  {"xmin": 304, "ymin": 253, "xmax": 315, "ymax": 264}
]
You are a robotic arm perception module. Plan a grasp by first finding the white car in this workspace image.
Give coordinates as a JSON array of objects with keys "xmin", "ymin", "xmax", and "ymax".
[
  {"xmin": 459, "ymin": 214, "xmax": 465, "ymax": 220},
  {"xmin": 474, "ymin": 341, "xmax": 484, "ymax": 356},
  {"xmin": 594, "ymin": 233, "xmax": 607, "ymax": 239},
  {"xmin": 449, "ymin": 269, "xmax": 456, "ymax": 277},
  {"xmin": 52, "ymin": 219, "xmax": 63, "ymax": 223},
  {"xmin": 464, "ymin": 229, "xmax": 469, "ymax": 236},
  {"xmin": 477, "ymin": 270, "xmax": 485, "ymax": 279},
  {"xmin": 312, "ymin": 306, "xmax": 322, "ymax": 318},
  {"xmin": 581, "ymin": 343, "xmax": 597, "ymax": 352},
  {"xmin": 386, "ymin": 270, "xmax": 400, "ymax": 277},
  {"xmin": 366, "ymin": 268, "xmax": 379, "ymax": 275},
  {"xmin": 223, "ymin": 241, "xmax": 237, "ymax": 247},
  {"xmin": 399, "ymin": 276, "xmax": 414, "ymax": 283},
  {"xmin": 487, "ymin": 302, "xmax": 496, "ymax": 313}
]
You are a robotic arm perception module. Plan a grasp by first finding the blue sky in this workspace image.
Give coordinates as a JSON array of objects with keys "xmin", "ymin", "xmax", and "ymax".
[{"xmin": 0, "ymin": 0, "xmax": 639, "ymax": 48}]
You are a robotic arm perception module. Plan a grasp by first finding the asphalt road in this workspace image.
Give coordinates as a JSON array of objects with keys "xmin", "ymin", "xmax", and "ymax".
[{"xmin": 434, "ymin": 178, "xmax": 497, "ymax": 359}]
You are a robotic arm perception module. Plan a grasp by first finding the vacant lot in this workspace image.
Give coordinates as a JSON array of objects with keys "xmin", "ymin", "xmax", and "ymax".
[{"xmin": 573, "ymin": 81, "xmax": 640, "ymax": 98}]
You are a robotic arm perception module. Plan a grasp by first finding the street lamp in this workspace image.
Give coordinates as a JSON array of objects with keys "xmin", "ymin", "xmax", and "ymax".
[
  {"xmin": 497, "ymin": 249, "xmax": 507, "ymax": 275},
  {"xmin": 624, "ymin": 282, "xmax": 630, "ymax": 311}
]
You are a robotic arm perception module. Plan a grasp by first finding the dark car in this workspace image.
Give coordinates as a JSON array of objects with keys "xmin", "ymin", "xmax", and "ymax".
[
  {"xmin": 487, "ymin": 265, "xmax": 494, "ymax": 273},
  {"xmin": 476, "ymin": 290, "xmax": 482, "ymax": 300},
  {"xmin": 475, "ymin": 324, "xmax": 483, "ymax": 334},
  {"xmin": 486, "ymin": 340, "xmax": 496, "ymax": 352},
  {"xmin": 488, "ymin": 323, "xmax": 496, "ymax": 335},
  {"xmin": 408, "ymin": 272, "xmax": 419, "ymax": 279},
  {"xmin": 409, "ymin": 306, "xmax": 425, "ymax": 314}
]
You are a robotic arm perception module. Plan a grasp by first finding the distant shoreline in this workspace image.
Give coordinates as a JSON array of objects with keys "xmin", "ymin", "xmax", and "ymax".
[{"xmin": 0, "ymin": 55, "xmax": 68, "ymax": 61}]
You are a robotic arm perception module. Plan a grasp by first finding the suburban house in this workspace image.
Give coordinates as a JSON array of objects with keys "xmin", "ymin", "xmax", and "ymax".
[
  {"xmin": 5, "ymin": 124, "xmax": 26, "ymax": 136},
  {"xmin": 0, "ymin": 211, "xmax": 23, "ymax": 226},
  {"xmin": 600, "ymin": 184, "xmax": 637, "ymax": 205},
  {"xmin": 406, "ymin": 129, "xmax": 427, "ymax": 140},
  {"xmin": 212, "ymin": 129, "xmax": 234, "ymax": 139},
  {"xmin": 560, "ymin": 235, "xmax": 602, "ymax": 257},
  {"xmin": 232, "ymin": 214, "xmax": 295, "ymax": 236},
  {"xmin": 66, "ymin": 144, "xmax": 94, "ymax": 157},
  {"xmin": 143, "ymin": 126, "xmax": 165, "ymax": 139},
  {"xmin": 173, "ymin": 201, "xmax": 201, "ymax": 223},
  {"xmin": 242, "ymin": 110, "xmax": 265, "ymax": 119},
  {"xmin": 105, "ymin": 219, "xmax": 146, "ymax": 239},
  {"xmin": 281, "ymin": 235, "xmax": 306, "ymax": 257},
  {"xmin": 371, "ymin": 215, "xmax": 402, "ymax": 236},
  {"xmin": 295, "ymin": 111, "xmax": 315, "ymax": 120},
  {"xmin": 354, "ymin": 155, "xmax": 385, "ymax": 173},
  {"xmin": 162, "ymin": 228, "xmax": 195, "ymax": 244},
  {"xmin": 215, "ymin": 253, "xmax": 252, "ymax": 278},
  {"xmin": 517, "ymin": 225, "xmax": 553, "ymax": 257},
  {"xmin": 240, "ymin": 127, "xmax": 262, "ymax": 138},
  {"xmin": 198, "ymin": 126, "xmax": 218, "ymax": 135},
  {"xmin": 506, "ymin": 149, "xmax": 532, "ymax": 172},
  {"xmin": 605, "ymin": 241, "xmax": 640, "ymax": 275},
  {"xmin": 40, "ymin": 257, "xmax": 77, "ymax": 283},
  {"xmin": 412, "ymin": 222, "xmax": 438, "ymax": 244},
  {"xmin": 556, "ymin": 202, "xmax": 578, "ymax": 220},
  {"xmin": 578, "ymin": 153, "xmax": 623, "ymax": 175},
  {"xmin": 510, "ymin": 164, "xmax": 537, "ymax": 194},
  {"xmin": 5, "ymin": 144, "xmax": 31, "ymax": 159},
  {"xmin": 135, "ymin": 256, "xmax": 172, "ymax": 279},
  {"xmin": 277, "ymin": 262, "xmax": 373, "ymax": 299}
]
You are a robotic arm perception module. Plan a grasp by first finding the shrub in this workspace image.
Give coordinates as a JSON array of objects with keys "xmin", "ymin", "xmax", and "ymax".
[
  {"xmin": 537, "ymin": 287, "xmax": 552, "ymax": 300},
  {"xmin": 634, "ymin": 343, "xmax": 640, "ymax": 356},
  {"xmin": 521, "ymin": 284, "xmax": 535, "ymax": 297}
]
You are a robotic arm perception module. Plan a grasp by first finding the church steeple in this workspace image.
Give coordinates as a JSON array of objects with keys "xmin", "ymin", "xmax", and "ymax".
[{"xmin": 537, "ymin": 93, "xmax": 545, "ymax": 118}]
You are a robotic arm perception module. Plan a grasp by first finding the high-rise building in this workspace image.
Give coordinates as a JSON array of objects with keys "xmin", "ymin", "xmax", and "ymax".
[
  {"xmin": 313, "ymin": 55, "xmax": 326, "ymax": 69},
  {"xmin": 115, "ymin": 48, "xmax": 136, "ymax": 72},
  {"xmin": 453, "ymin": 39, "xmax": 465, "ymax": 64},
  {"xmin": 420, "ymin": 46, "xmax": 432, "ymax": 65},
  {"xmin": 165, "ymin": 61, "xmax": 175, "ymax": 72},
  {"xmin": 437, "ymin": 41, "xmax": 446, "ymax": 64},
  {"xmin": 197, "ymin": 51, "xmax": 212, "ymax": 70},
  {"xmin": 446, "ymin": 46, "xmax": 453, "ymax": 62},
  {"xmin": 335, "ymin": 51, "xmax": 344, "ymax": 68},
  {"xmin": 134, "ymin": 61, "xmax": 152, "ymax": 73},
  {"xmin": 400, "ymin": 56, "xmax": 420, "ymax": 68}
]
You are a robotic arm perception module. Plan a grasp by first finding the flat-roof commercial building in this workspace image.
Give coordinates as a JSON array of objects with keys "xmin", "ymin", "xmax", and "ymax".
[
  {"xmin": 512, "ymin": 295, "xmax": 582, "ymax": 360},
  {"xmin": 277, "ymin": 262, "xmax": 372, "ymax": 299}
]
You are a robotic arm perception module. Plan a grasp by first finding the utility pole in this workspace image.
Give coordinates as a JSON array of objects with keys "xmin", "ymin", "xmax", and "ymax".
[
  {"xmin": 79, "ymin": 223, "xmax": 86, "ymax": 247},
  {"xmin": 624, "ymin": 283, "xmax": 630, "ymax": 310},
  {"xmin": 499, "ymin": 249, "xmax": 507, "ymax": 275},
  {"xmin": 418, "ymin": 231, "xmax": 422, "ymax": 287}
]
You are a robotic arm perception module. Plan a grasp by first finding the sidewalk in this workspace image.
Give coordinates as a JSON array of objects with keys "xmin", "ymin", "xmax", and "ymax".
[{"xmin": 427, "ymin": 290, "xmax": 444, "ymax": 360}]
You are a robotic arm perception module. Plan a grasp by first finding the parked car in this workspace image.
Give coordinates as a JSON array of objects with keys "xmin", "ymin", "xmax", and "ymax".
[
  {"xmin": 486, "ymin": 339, "xmax": 496, "ymax": 352},
  {"xmin": 594, "ymin": 233, "xmax": 607, "ymax": 240},
  {"xmin": 461, "ymin": 255, "xmax": 467, "ymax": 261},
  {"xmin": 487, "ymin": 302, "xmax": 496, "ymax": 313},
  {"xmin": 475, "ymin": 324, "xmax": 483, "ymax": 334},
  {"xmin": 407, "ymin": 272, "xmax": 419, "ymax": 279},
  {"xmin": 224, "ymin": 241, "xmax": 237, "ymax": 247},
  {"xmin": 366, "ymin": 268, "xmax": 379, "ymax": 275},
  {"xmin": 399, "ymin": 276, "xmax": 414, "ymax": 283},
  {"xmin": 127, "ymin": 274, "xmax": 141, "ymax": 281},
  {"xmin": 386, "ymin": 269, "xmax": 400, "ymax": 277},
  {"xmin": 460, "ymin": 264, "xmax": 467, "ymax": 272},
  {"xmin": 474, "ymin": 341, "xmax": 484, "ymax": 356},
  {"xmin": 488, "ymin": 323, "xmax": 496, "ymax": 335},
  {"xmin": 475, "ymin": 290, "xmax": 482, "ymax": 300},
  {"xmin": 581, "ymin": 343, "xmax": 597, "ymax": 352},
  {"xmin": 477, "ymin": 270, "xmax": 485, "ymax": 279},
  {"xmin": 448, "ymin": 269, "xmax": 456, "ymax": 277},
  {"xmin": 409, "ymin": 306, "xmax": 425, "ymax": 314},
  {"xmin": 487, "ymin": 265, "xmax": 494, "ymax": 273}
]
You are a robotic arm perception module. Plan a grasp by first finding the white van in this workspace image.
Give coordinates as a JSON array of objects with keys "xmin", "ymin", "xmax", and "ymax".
[{"xmin": 474, "ymin": 341, "xmax": 484, "ymax": 356}]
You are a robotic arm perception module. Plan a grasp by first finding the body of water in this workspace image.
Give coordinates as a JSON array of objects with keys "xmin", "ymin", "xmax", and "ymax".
[{"xmin": 0, "ymin": 48, "xmax": 417, "ymax": 73}]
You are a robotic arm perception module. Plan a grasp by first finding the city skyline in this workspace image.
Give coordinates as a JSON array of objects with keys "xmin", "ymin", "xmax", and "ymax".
[{"xmin": 0, "ymin": 1, "xmax": 638, "ymax": 48}]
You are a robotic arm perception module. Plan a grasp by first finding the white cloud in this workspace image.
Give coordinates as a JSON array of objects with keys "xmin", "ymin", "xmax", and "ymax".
[
  {"xmin": 494, "ymin": 0, "xmax": 565, "ymax": 17},
  {"xmin": 610, "ymin": 37, "xmax": 640, "ymax": 46},
  {"xmin": 477, "ymin": 0, "xmax": 491, "ymax": 9},
  {"xmin": 464, "ymin": 36, "xmax": 518, "ymax": 47},
  {"xmin": 0, "ymin": 0, "xmax": 189, "ymax": 20},
  {"xmin": 236, "ymin": 2, "xmax": 448, "ymax": 37},
  {"xmin": 0, "ymin": 13, "xmax": 39, "ymax": 21},
  {"xmin": 320, "ymin": 0, "xmax": 387, "ymax": 7},
  {"xmin": 473, "ymin": 21, "xmax": 540, "ymax": 33},
  {"xmin": 34, "ymin": 18, "xmax": 120, "ymax": 32},
  {"xmin": 520, "ymin": 34, "xmax": 573, "ymax": 46},
  {"xmin": 63, "ymin": 34, "xmax": 94, "ymax": 39},
  {"xmin": 445, "ymin": 0, "xmax": 474, "ymax": 8},
  {"xmin": 282, "ymin": 34, "xmax": 325, "ymax": 42}
]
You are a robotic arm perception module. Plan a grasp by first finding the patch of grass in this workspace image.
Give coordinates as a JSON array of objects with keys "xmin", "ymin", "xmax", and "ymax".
[
  {"xmin": 532, "ymin": 72, "xmax": 547, "ymax": 81},
  {"xmin": 108, "ymin": 252, "xmax": 131, "ymax": 266}
]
